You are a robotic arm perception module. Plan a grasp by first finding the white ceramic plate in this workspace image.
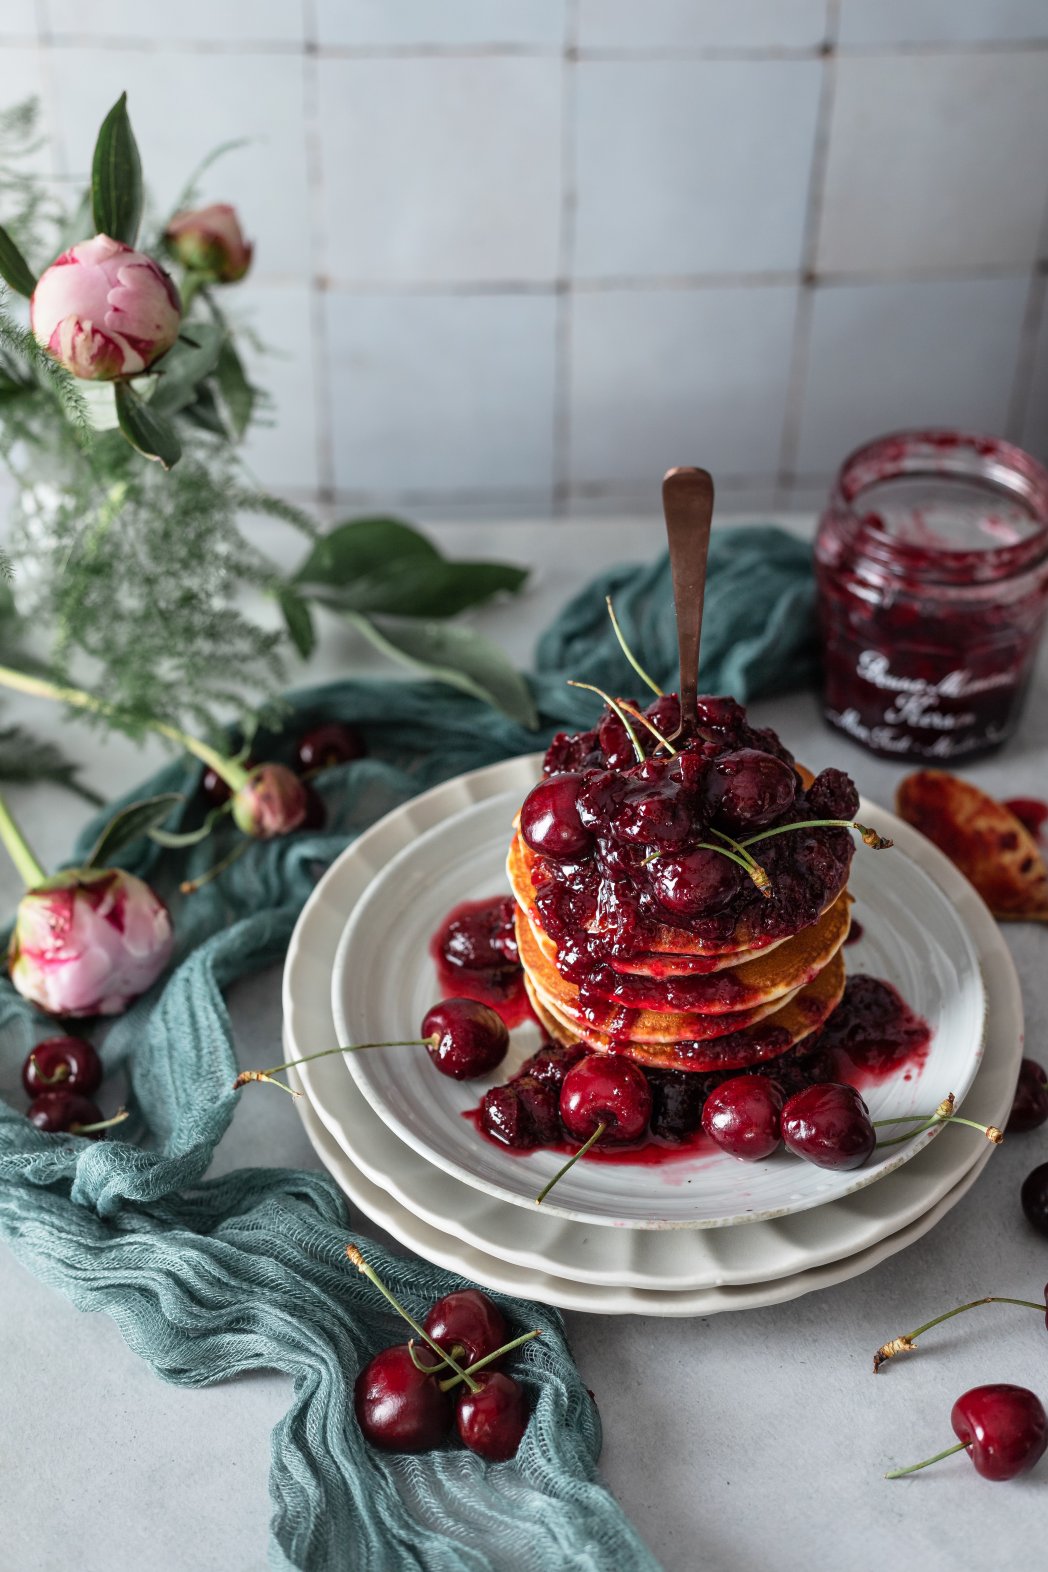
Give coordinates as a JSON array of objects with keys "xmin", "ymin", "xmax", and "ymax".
[
  {"xmin": 282, "ymin": 757, "xmax": 1022, "ymax": 1294},
  {"xmin": 289, "ymin": 1055, "xmax": 996, "ymax": 1316},
  {"xmin": 332, "ymin": 786, "xmax": 985, "ymax": 1228}
]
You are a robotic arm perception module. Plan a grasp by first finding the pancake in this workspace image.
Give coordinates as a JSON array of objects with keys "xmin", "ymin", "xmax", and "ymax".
[
  {"xmin": 524, "ymin": 951, "xmax": 846, "ymax": 1074},
  {"xmin": 517, "ymin": 910, "xmax": 807, "ymax": 1043},
  {"xmin": 508, "ymin": 831, "xmax": 796, "ymax": 967},
  {"xmin": 517, "ymin": 891, "xmax": 851, "ymax": 1015}
]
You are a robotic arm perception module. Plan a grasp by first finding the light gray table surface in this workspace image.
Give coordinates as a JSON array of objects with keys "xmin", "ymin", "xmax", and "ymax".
[{"xmin": 1, "ymin": 516, "xmax": 1046, "ymax": 1572}]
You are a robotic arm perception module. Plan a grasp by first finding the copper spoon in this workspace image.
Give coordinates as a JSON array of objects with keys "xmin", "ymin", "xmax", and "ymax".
[{"xmin": 662, "ymin": 465, "xmax": 714, "ymax": 740}]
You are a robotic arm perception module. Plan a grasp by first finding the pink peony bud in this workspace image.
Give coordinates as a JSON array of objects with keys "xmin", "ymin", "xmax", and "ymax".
[
  {"xmin": 9, "ymin": 868, "xmax": 175, "ymax": 1017},
  {"xmin": 232, "ymin": 764, "xmax": 308, "ymax": 839},
  {"xmin": 165, "ymin": 203, "xmax": 253, "ymax": 283},
  {"xmin": 30, "ymin": 234, "xmax": 182, "ymax": 380}
]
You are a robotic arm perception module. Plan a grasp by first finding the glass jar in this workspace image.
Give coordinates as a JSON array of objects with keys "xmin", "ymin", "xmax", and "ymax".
[{"xmin": 814, "ymin": 430, "xmax": 1048, "ymax": 761}]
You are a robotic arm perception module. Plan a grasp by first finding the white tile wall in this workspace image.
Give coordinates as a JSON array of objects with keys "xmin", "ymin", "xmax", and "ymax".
[
  {"xmin": 2, "ymin": 2, "xmax": 1048, "ymax": 516},
  {"xmin": 572, "ymin": 59, "xmax": 822, "ymax": 278},
  {"xmin": 314, "ymin": 55, "xmax": 563, "ymax": 284}
]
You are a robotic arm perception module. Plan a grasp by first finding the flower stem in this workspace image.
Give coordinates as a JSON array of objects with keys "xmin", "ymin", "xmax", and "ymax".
[
  {"xmin": 233, "ymin": 1037, "xmax": 433, "ymax": 1094},
  {"xmin": 0, "ymin": 790, "xmax": 46, "ymax": 888},
  {"xmin": 885, "ymin": 1440, "xmax": 967, "ymax": 1479},
  {"xmin": 536, "ymin": 1121, "xmax": 606, "ymax": 1205},
  {"xmin": 0, "ymin": 661, "xmax": 248, "ymax": 792},
  {"xmin": 605, "ymin": 596, "xmax": 663, "ymax": 696},
  {"xmin": 345, "ymin": 1244, "xmax": 479, "ymax": 1392},
  {"xmin": 873, "ymin": 1296, "xmax": 1046, "ymax": 1372}
]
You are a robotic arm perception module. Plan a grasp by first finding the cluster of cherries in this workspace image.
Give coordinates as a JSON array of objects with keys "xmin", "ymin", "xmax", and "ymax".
[
  {"xmin": 19, "ymin": 1035, "xmax": 123, "ymax": 1137},
  {"xmin": 347, "ymin": 1246, "xmax": 538, "ymax": 1461},
  {"xmin": 201, "ymin": 719, "xmax": 366, "ymax": 827},
  {"xmin": 520, "ymin": 689, "xmax": 869, "ymax": 931}
]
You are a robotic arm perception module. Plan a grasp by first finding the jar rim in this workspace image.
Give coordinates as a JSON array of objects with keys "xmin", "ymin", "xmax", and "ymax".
[{"xmin": 832, "ymin": 428, "xmax": 1048, "ymax": 585}]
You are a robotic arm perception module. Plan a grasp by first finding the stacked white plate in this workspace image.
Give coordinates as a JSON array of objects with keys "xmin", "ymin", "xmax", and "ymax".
[{"xmin": 283, "ymin": 756, "xmax": 1023, "ymax": 1316}]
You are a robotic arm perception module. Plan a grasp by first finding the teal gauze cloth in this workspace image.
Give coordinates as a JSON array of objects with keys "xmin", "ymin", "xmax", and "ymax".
[{"xmin": 0, "ymin": 527, "xmax": 815, "ymax": 1572}]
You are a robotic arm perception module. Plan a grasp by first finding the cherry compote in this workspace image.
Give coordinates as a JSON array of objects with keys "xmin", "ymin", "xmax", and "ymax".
[
  {"xmin": 705, "ymin": 748, "xmax": 797, "ymax": 832},
  {"xmin": 430, "ymin": 896, "xmax": 526, "ymax": 1024}
]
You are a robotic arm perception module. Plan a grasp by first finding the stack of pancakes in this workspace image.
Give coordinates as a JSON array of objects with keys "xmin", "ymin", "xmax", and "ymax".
[{"xmin": 506, "ymin": 826, "xmax": 851, "ymax": 1076}]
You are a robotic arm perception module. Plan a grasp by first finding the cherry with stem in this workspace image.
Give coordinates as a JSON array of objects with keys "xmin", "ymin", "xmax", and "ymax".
[{"xmin": 536, "ymin": 1121, "xmax": 606, "ymax": 1206}]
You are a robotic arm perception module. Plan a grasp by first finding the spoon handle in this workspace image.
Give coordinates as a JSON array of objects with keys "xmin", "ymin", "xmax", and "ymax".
[{"xmin": 662, "ymin": 466, "xmax": 714, "ymax": 734}]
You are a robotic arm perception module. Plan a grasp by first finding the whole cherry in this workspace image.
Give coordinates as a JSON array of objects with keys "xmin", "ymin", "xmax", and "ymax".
[
  {"xmin": 354, "ymin": 1343, "xmax": 453, "ymax": 1453},
  {"xmin": 888, "ymin": 1385, "xmax": 1048, "ymax": 1481},
  {"xmin": 422, "ymin": 999, "xmax": 509, "ymax": 1080},
  {"xmin": 560, "ymin": 1053, "xmax": 652, "ymax": 1146},
  {"xmin": 1008, "ymin": 1059, "xmax": 1048, "ymax": 1134},
  {"xmin": 456, "ymin": 1371, "xmax": 528, "ymax": 1462},
  {"xmin": 296, "ymin": 721, "xmax": 366, "ymax": 773},
  {"xmin": 1020, "ymin": 1162, "xmax": 1048, "ymax": 1239},
  {"xmin": 705, "ymin": 748, "xmax": 797, "ymax": 833},
  {"xmin": 702, "ymin": 1075, "xmax": 784, "ymax": 1161},
  {"xmin": 423, "ymin": 1289, "xmax": 507, "ymax": 1369},
  {"xmin": 649, "ymin": 846, "xmax": 743, "ymax": 918},
  {"xmin": 27, "ymin": 1091, "xmax": 105, "ymax": 1136},
  {"xmin": 22, "ymin": 1036, "xmax": 102, "ymax": 1097},
  {"xmin": 781, "ymin": 1082, "xmax": 876, "ymax": 1170},
  {"xmin": 201, "ymin": 757, "xmax": 254, "ymax": 806},
  {"xmin": 519, "ymin": 774, "xmax": 594, "ymax": 861}
]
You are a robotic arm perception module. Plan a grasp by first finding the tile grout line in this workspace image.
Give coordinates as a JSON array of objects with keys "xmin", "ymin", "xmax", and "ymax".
[
  {"xmin": 776, "ymin": 0, "xmax": 840, "ymax": 508},
  {"xmin": 300, "ymin": 0, "xmax": 335, "ymax": 503},
  {"xmin": 551, "ymin": 0, "xmax": 580, "ymax": 518}
]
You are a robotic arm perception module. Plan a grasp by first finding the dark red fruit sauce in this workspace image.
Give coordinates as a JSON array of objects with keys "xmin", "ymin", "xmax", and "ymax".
[
  {"xmin": 815, "ymin": 430, "xmax": 1048, "ymax": 762},
  {"xmin": 430, "ymin": 896, "xmax": 530, "ymax": 1029},
  {"xmin": 1004, "ymin": 797, "xmax": 1048, "ymax": 841}
]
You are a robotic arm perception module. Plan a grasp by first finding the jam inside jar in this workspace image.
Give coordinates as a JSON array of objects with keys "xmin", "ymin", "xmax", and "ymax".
[{"xmin": 814, "ymin": 430, "xmax": 1048, "ymax": 761}]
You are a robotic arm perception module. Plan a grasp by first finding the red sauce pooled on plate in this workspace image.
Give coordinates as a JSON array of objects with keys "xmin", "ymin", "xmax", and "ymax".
[{"xmin": 430, "ymin": 895, "xmax": 531, "ymax": 1028}]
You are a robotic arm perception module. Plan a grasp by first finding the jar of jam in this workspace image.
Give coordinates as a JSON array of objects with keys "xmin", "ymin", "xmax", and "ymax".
[{"xmin": 814, "ymin": 430, "xmax": 1048, "ymax": 761}]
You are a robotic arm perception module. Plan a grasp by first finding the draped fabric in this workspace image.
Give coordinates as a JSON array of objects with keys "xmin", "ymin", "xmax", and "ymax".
[{"xmin": 0, "ymin": 528, "xmax": 815, "ymax": 1570}]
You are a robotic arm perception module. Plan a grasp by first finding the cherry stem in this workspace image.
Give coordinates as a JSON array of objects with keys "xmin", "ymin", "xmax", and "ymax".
[
  {"xmin": 885, "ymin": 1440, "xmax": 967, "ymax": 1479},
  {"xmin": 536, "ymin": 1121, "xmax": 607, "ymax": 1205},
  {"xmin": 72, "ymin": 1107, "xmax": 130, "ymax": 1135},
  {"xmin": 873, "ymin": 1295, "xmax": 1046, "ymax": 1372},
  {"xmin": 740, "ymin": 819, "xmax": 893, "ymax": 851},
  {"xmin": 180, "ymin": 836, "xmax": 250, "ymax": 895},
  {"xmin": 640, "ymin": 838, "xmax": 770, "ymax": 895},
  {"xmin": 28, "ymin": 1053, "xmax": 70, "ymax": 1087},
  {"xmin": 437, "ymin": 1328, "xmax": 543, "ymax": 1392},
  {"xmin": 233, "ymin": 1037, "xmax": 435, "ymax": 1096},
  {"xmin": 344, "ymin": 1244, "xmax": 480, "ymax": 1393},
  {"xmin": 408, "ymin": 1339, "xmax": 467, "ymax": 1374},
  {"xmin": 0, "ymin": 790, "xmax": 46, "ymax": 888},
  {"xmin": 874, "ymin": 1096, "xmax": 1003, "ymax": 1149},
  {"xmin": 605, "ymin": 596, "xmax": 664, "ymax": 697},
  {"xmin": 567, "ymin": 681, "xmax": 646, "ymax": 763},
  {"xmin": 0, "ymin": 661, "xmax": 249, "ymax": 792}
]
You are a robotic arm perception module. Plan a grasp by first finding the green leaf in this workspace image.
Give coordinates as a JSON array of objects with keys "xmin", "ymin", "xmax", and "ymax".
[
  {"xmin": 215, "ymin": 336, "xmax": 255, "ymax": 438},
  {"xmin": 150, "ymin": 323, "xmax": 223, "ymax": 416},
  {"xmin": 294, "ymin": 517, "xmax": 438, "ymax": 588},
  {"xmin": 0, "ymin": 222, "xmax": 36, "ymax": 297},
  {"xmin": 114, "ymin": 380, "xmax": 182, "ymax": 468},
  {"xmin": 276, "ymin": 585, "xmax": 316, "ymax": 659},
  {"xmin": 85, "ymin": 792, "xmax": 184, "ymax": 868},
  {"xmin": 347, "ymin": 613, "xmax": 538, "ymax": 730},
  {"xmin": 293, "ymin": 516, "xmax": 528, "ymax": 617},
  {"xmin": 179, "ymin": 381, "xmax": 227, "ymax": 435},
  {"xmin": 91, "ymin": 92, "xmax": 143, "ymax": 245}
]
